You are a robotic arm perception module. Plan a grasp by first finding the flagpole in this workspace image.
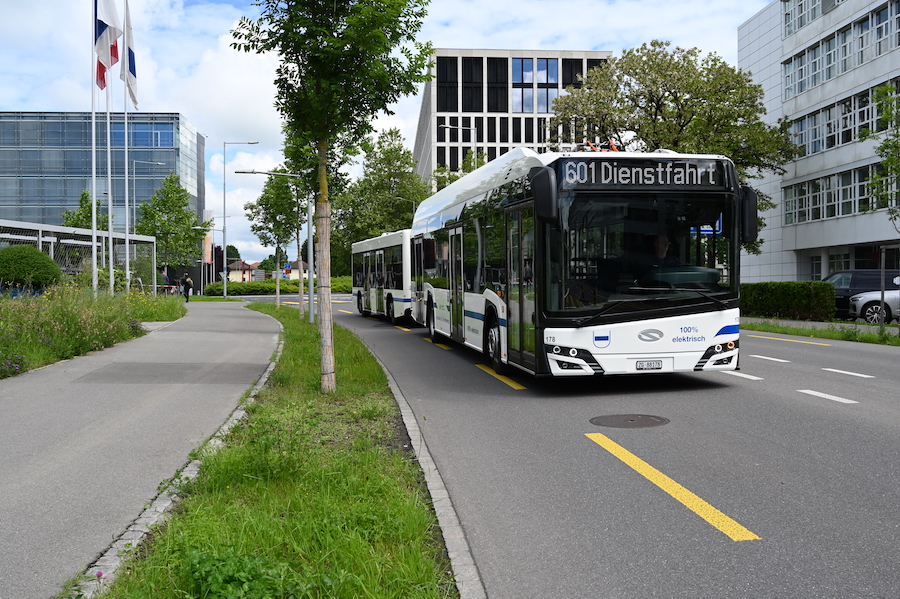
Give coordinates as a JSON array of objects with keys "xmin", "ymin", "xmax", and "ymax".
[
  {"xmin": 123, "ymin": 72, "xmax": 130, "ymax": 293},
  {"xmin": 91, "ymin": 0, "xmax": 98, "ymax": 295},
  {"xmin": 106, "ymin": 82, "xmax": 115, "ymax": 295}
]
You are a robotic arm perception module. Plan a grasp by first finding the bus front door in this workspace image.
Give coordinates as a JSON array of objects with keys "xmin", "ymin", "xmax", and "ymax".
[
  {"xmin": 449, "ymin": 228, "xmax": 465, "ymax": 340},
  {"xmin": 507, "ymin": 207, "xmax": 536, "ymax": 371}
]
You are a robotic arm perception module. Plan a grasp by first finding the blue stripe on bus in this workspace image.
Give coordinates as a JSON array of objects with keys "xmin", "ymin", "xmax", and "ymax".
[
  {"xmin": 464, "ymin": 310, "xmax": 485, "ymax": 321},
  {"xmin": 715, "ymin": 324, "xmax": 740, "ymax": 336}
]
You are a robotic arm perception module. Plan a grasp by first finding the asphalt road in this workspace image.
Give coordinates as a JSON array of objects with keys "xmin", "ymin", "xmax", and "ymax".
[{"xmin": 324, "ymin": 296, "xmax": 900, "ymax": 599}]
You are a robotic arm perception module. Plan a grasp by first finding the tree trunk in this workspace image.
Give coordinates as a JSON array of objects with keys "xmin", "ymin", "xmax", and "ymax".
[{"xmin": 316, "ymin": 137, "xmax": 336, "ymax": 393}]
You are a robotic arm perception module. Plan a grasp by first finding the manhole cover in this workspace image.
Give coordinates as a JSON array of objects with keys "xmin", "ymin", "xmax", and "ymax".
[{"xmin": 590, "ymin": 414, "xmax": 669, "ymax": 429}]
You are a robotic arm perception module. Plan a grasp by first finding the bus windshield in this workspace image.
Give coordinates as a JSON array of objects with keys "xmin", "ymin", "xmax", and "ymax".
[{"xmin": 544, "ymin": 191, "xmax": 738, "ymax": 314}]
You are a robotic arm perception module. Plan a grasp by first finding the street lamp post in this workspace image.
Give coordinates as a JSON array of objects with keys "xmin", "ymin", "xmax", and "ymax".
[
  {"xmin": 223, "ymin": 141, "xmax": 259, "ymax": 298},
  {"xmin": 440, "ymin": 123, "xmax": 479, "ymax": 168},
  {"xmin": 129, "ymin": 160, "xmax": 164, "ymax": 293},
  {"xmin": 235, "ymin": 169, "xmax": 315, "ymax": 323},
  {"xmin": 193, "ymin": 224, "xmax": 223, "ymax": 296}
]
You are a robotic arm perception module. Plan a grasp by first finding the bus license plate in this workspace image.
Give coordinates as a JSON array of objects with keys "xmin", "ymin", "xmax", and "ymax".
[{"xmin": 636, "ymin": 360, "xmax": 663, "ymax": 371}]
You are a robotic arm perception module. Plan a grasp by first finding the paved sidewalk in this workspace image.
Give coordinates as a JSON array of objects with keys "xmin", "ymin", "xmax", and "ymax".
[{"xmin": 0, "ymin": 302, "xmax": 281, "ymax": 599}]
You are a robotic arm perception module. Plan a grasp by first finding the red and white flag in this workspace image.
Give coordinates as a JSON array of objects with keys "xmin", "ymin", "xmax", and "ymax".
[{"xmin": 94, "ymin": 0, "xmax": 123, "ymax": 90}]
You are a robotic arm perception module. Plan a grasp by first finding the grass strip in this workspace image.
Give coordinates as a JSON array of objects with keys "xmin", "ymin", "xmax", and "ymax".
[
  {"xmin": 98, "ymin": 303, "xmax": 457, "ymax": 599},
  {"xmin": 741, "ymin": 320, "xmax": 900, "ymax": 346}
]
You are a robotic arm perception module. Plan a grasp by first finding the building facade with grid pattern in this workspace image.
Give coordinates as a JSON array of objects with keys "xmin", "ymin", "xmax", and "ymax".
[
  {"xmin": 412, "ymin": 49, "xmax": 611, "ymax": 180},
  {"xmin": 0, "ymin": 112, "xmax": 205, "ymax": 232},
  {"xmin": 739, "ymin": 0, "xmax": 900, "ymax": 282}
]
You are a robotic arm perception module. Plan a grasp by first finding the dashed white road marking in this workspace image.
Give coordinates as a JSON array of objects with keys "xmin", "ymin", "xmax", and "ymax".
[
  {"xmin": 797, "ymin": 389, "xmax": 858, "ymax": 404},
  {"xmin": 750, "ymin": 355, "xmax": 791, "ymax": 363},
  {"xmin": 721, "ymin": 371, "xmax": 764, "ymax": 381},
  {"xmin": 821, "ymin": 368, "xmax": 874, "ymax": 379}
]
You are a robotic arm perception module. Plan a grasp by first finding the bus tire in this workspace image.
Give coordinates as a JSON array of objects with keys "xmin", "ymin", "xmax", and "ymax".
[
  {"xmin": 427, "ymin": 296, "xmax": 438, "ymax": 342},
  {"xmin": 485, "ymin": 313, "xmax": 507, "ymax": 375},
  {"xmin": 386, "ymin": 295, "xmax": 396, "ymax": 323},
  {"xmin": 357, "ymin": 292, "xmax": 370, "ymax": 316}
]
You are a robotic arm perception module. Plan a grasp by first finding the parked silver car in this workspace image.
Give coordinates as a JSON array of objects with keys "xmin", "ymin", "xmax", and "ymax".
[{"xmin": 848, "ymin": 289, "xmax": 900, "ymax": 323}]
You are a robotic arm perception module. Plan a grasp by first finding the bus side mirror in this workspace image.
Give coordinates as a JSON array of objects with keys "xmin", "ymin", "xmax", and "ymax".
[
  {"xmin": 740, "ymin": 185, "xmax": 759, "ymax": 244},
  {"xmin": 530, "ymin": 166, "xmax": 558, "ymax": 223}
]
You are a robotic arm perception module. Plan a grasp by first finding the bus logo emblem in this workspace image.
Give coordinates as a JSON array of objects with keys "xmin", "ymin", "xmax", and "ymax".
[
  {"xmin": 638, "ymin": 329, "xmax": 664, "ymax": 342},
  {"xmin": 593, "ymin": 331, "xmax": 611, "ymax": 348}
]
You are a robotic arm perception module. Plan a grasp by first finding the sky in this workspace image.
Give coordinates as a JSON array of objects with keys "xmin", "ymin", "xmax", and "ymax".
[{"xmin": 1, "ymin": 0, "xmax": 773, "ymax": 264}]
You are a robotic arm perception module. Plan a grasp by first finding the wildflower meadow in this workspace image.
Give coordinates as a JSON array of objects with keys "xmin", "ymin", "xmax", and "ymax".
[{"xmin": 0, "ymin": 284, "xmax": 186, "ymax": 378}]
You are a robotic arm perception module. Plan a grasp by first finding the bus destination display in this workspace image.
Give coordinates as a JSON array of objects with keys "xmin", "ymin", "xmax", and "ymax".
[{"xmin": 560, "ymin": 158, "xmax": 729, "ymax": 191}]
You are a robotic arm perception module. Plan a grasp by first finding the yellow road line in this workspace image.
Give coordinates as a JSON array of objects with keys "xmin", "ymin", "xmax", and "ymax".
[
  {"xmin": 747, "ymin": 334, "xmax": 831, "ymax": 346},
  {"xmin": 338, "ymin": 309, "xmax": 353, "ymax": 314},
  {"xmin": 585, "ymin": 433, "xmax": 760, "ymax": 542},
  {"xmin": 475, "ymin": 364, "xmax": 526, "ymax": 389},
  {"xmin": 423, "ymin": 338, "xmax": 452, "ymax": 350},
  {"xmin": 395, "ymin": 325, "xmax": 410, "ymax": 331}
]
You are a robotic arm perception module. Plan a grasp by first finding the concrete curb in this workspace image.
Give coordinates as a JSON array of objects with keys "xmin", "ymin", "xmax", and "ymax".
[
  {"xmin": 364, "ymin": 344, "xmax": 488, "ymax": 599},
  {"xmin": 69, "ymin": 314, "xmax": 284, "ymax": 598}
]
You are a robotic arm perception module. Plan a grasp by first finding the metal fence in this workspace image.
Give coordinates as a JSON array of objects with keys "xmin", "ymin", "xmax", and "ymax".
[{"xmin": 0, "ymin": 219, "xmax": 157, "ymax": 292}]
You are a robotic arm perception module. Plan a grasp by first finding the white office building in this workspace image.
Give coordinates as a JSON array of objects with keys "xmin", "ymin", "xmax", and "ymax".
[
  {"xmin": 412, "ymin": 49, "xmax": 612, "ymax": 180},
  {"xmin": 738, "ymin": 0, "xmax": 900, "ymax": 281}
]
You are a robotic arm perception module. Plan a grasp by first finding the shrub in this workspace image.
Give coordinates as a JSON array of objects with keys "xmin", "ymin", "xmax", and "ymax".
[
  {"xmin": 741, "ymin": 281, "xmax": 836, "ymax": 320},
  {"xmin": 0, "ymin": 244, "xmax": 63, "ymax": 289},
  {"xmin": 202, "ymin": 276, "xmax": 352, "ymax": 296}
]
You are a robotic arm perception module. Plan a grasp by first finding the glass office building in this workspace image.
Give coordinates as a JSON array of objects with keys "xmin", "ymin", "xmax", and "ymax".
[{"xmin": 0, "ymin": 112, "xmax": 205, "ymax": 231}]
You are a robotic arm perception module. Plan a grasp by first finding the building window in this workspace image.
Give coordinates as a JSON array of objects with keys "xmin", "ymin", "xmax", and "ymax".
[
  {"xmin": 487, "ymin": 57, "xmax": 508, "ymax": 113},
  {"xmin": 512, "ymin": 58, "xmax": 533, "ymax": 84},
  {"xmin": 511, "ymin": 88, "xmax": 534, "ymax": 113},
  {"xmin": 810, "ymin": 255, "xmax": 822, "ymax": 280},
  {"xmin": 784, "ymin": 0, "xmax": 822, "ymax": 37},
  {"xmin": 829, "ymin": 253, "xmax": 851, "ymax": 272},
  {"xmin": 462, "ymin": 57, "xmax": 483, "ymax": 113},
  {"xmin": 561, "ymin": 59, "xmax": 583, "ymax": 89},
  {"xmin": 536, "ymin": 58, "xmax": 558, "ymax": 84},
  {"xmin": 437, "ymin": 57, "xmax": 458, "ymax": 112}
]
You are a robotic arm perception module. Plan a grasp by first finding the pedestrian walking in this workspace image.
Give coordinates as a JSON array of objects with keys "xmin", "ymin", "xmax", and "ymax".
[{"xmin": 181, "ymin": 272, "xmax": 193, "ymax": 302}]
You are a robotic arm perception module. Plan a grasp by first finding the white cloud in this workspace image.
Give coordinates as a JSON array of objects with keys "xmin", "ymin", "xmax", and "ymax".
[{"xmin": 1, "ymin": 0, "xmax": 771, "ymax": 262}]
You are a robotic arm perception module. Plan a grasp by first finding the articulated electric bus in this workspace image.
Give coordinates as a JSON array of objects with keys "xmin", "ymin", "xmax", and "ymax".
[
  {"xmin": 351, "ymin": 229, "xmax": 413, "ymax": 323},
  {"xmin": 408, "ymin": 147, "xmax": 758, "ymax": 376}
]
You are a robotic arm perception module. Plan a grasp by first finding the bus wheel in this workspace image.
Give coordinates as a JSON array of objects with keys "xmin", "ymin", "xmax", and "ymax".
[
  {"xmin": 386, "ymin": 295, "xmax": 395, "ymax": 323},
  {"xmin": 486, "ymin": 315, "xmax": 506, "ymax": 375},
  {"xmin": 357, "ymin": 292, "xmax": 370, "ymax": 316},
  {"xmin": 427, "ymin": 296, "xmax": 438, "ymax": 342}
]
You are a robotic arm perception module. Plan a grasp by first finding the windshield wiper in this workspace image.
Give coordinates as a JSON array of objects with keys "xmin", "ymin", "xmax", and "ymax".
[
  {"xmin": 573, "ymin": 299, "xmax": 646, "ymax": 327},
  {"xmin": 671, "ymin": 288, "xmax": 729, "ymax": 307}
]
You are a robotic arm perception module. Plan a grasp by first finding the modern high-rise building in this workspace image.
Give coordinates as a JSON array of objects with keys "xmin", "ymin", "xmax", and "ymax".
[
  {"xmin": 738, "ymin": 0, "xmax": 900, "ymax": 281},
  {"xmin": 412, "ymin": 49, "xmax": 612, "ymax": 180},
  {"xmin": 0, "ymin": 112, "xmax": 205, "ymax": 231}
]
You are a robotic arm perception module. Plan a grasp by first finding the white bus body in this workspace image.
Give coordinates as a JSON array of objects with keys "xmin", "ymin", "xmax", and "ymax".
[
  {"xmin": 410, "ymin": 147, "xmax": 757, "ymax": 377},
  {"xmin": 351, "ymin": 229, "xmax": 412, "ymax": 323}
]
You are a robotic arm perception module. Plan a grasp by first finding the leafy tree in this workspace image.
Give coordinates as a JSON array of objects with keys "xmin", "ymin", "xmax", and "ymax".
[
  {"xmin": 332, "ymin": 128, "xmax": 431, "ymax": 274},
  {"xmin": 232, "ymin": 0, "xmax": 432, "ymax": 392},
  {"xmin": 134, "ymin": 172, "xmax": 210, "ymax": 270},
  {"xmin": 550, "ymin": 40, "xmax": 797, "ymax": 252},
  {"xmin": 226, "ymin": 245, "xmax": 241, "ymax": 265},
  {"xmin": 245, "ymin": 168, "xmax": 298, "ymax": 264},
  {"xmin": 61, "ymin": 190, "xmax": 108, "ymax": 231},
  {"xmin": 861, "ymin": 83, "xmax": 900, "ymax": 233},
  {"xmin": 245, "ymin": 168, "xmax": 302, "ymax": 303}
]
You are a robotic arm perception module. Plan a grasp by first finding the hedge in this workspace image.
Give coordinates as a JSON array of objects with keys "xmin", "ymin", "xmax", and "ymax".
[
  {"xmin": 740, "ymin": 281, "xmax": 836, "ymax": 321},
  {"xmin": 201, "ymin": 276, "xmax": 352, "ymax": 296}
]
